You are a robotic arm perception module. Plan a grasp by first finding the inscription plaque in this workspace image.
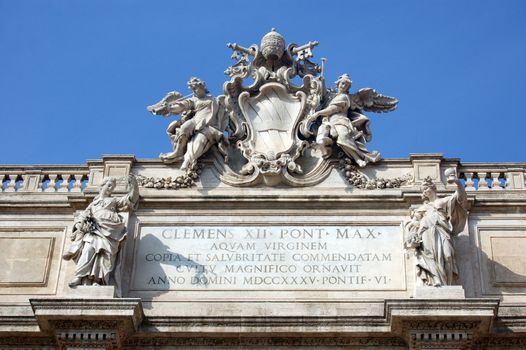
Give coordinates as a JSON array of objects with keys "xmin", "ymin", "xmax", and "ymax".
[{"xmin": 132, "ymin": 225, "xmax": 405, "ymax": 291}]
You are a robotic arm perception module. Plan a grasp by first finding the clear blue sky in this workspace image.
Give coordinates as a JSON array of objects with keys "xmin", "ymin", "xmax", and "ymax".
[{"xmin": 1, "ymin": 1, "xmax": 525, "ymax": 164}]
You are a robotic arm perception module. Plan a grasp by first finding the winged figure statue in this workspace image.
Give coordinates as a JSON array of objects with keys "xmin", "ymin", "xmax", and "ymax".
[
  {"xmin": 147, "ymin": 77, "xmax": 230, "ymax": 170},
  {"xmin": 306, "ymin": 74, "xmax": 398, "ymax": 167}
]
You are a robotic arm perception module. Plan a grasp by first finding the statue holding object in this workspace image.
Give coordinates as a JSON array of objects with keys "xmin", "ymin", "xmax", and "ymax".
[
  {"xmin": 63, "ymin": 175, "xmax": 139, "ymax": 293},
  {"xmin": 145, "ymin": 30, "xmax": 400, "ymax": 186},
  {"xmin": 147, "ymin": 77, "xmax": 230, "ymax": 170},
  {"xmin": 305, "ymin": 74, "xmax": 398, "ymax": 167},
  {"xmin": 403, "ymin": 169, "xmax": 468, "ymax": 286}
]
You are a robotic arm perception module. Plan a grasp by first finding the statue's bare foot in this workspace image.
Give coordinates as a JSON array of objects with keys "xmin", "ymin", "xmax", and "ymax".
[
  {"xmin": 356, "ymin": 159, "xmax": 367, "ymax": 167},
  {"xmin": 370, "ymin": 152, "xmax": 381, "ymax": 163},
  {"xmin": 312, "ymin": 142, "xmax": 332, "ymax": 159},
  {"xmin": 159, "ymin": 153, "xmax": 180, "ymax": 163},
  {"xmin": 68, "ymin": 277, "xmax": 82, "ymax": 287}
]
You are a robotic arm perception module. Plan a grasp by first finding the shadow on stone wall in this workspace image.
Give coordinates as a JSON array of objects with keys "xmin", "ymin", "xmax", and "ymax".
[{"xmin": 126, "ymin": 233, "xmax": 211, "ymax": 308}]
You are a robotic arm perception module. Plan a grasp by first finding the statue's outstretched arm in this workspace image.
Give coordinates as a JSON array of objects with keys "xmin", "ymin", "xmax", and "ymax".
[
  {"xmin": 313, "ymin": 104, "xmax": 340, "ymax": 118},
  {"xmin": 307, "ymin": 104, "xmax": 340, "ymax": 126},
  {"xmin": 116, "ymin": 175, "xmax": 140, "ymax": 211},
  {"xmin": 444, "ymin": 168, "xmax": 469, "ymax": 235},
  {"xmin": 168, "ymin": 99, "xmax": 194, "ymax": 117},
  {"xmin": 127, "ymin": 174, "xmax": 139, "ymax": 204},
  {"xmin": 445, "ymin": 168, "xmax": 467, "ymax": 205}
]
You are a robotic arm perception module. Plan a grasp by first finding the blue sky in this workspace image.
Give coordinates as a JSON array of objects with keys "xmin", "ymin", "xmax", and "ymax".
[{"xmin": 0, "ymin": 0, "xmax": 525, "ymax": 164}]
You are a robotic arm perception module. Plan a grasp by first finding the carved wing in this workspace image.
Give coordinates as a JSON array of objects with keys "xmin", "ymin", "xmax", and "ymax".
[{"xmin": 349, "ymin": 88, "xmax": 398, "ymax": 113}]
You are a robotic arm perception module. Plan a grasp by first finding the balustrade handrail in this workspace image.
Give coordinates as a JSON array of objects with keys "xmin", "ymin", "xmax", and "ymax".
[
  {"xmin": 0, "ymin": 165, "xmax": 89, "ymax": 173},
  {"xmin": 1, "ymin": 165, "xmax": 91, "ymax": 193},
  {"xmin": 458, "ymin": 163, "xmax": 525, "ymax": 173}
]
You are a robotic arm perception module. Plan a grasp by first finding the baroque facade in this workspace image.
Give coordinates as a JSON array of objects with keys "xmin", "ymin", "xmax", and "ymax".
[{"xmin": 0, "ymin": 30, "xmax": 525, "ymax": 349}]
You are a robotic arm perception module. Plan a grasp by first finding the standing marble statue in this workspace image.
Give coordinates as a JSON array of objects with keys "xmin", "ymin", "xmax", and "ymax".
[
  {"xmin": 307, "ymin": 74, "xmax": 397, "ymax": 167},
  {"xmin": 403, "ymin": 169, "xmax": 468, "ymax": 286},
  {"xmin": 63, "ymin": 175, "xmax": 139, "ymax": 289},
  {"xmin": 147, "ymin": 77, "xmax": 229, "ymax": 170}
]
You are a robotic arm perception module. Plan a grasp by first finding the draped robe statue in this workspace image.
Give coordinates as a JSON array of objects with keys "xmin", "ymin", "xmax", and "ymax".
[
  {"xmin": 403, "ymin": 169, "xmax": 468, "ymax": 286},
  {"xmin": 63, "ymin": 175, "xmax": 139, "ymax": 293}
]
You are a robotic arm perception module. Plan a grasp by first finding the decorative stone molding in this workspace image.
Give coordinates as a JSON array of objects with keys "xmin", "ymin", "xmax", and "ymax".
[
  {"xmin": 387, "ymin": 299, "xmax": 499, "ymax": 350},
  {"xmin": 125, "ymin": 336, "xmax": 408, "ymax": 347},
  {"xmin": 474, "ymin": 336, "xmax": 526, "ymax": 348},
  {"xmin": 410, "ymin": 153, "xmax": 444, "ymax": 186},
  {"xmin": 30, "ymin": 298, "xmax": 143, "ymax": 350},
  {"xmin": 0, "ymin": 336, "xmax": 55, "ymax": 349},
  {"xmin": 404, "ymin": 320, "xmax": 479, "ymax": 350}
]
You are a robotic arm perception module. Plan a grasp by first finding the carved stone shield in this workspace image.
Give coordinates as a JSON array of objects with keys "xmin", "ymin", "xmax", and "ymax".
[{"xmin": 238, "ymin": 83, "xmax": 306, "ymax": 158}]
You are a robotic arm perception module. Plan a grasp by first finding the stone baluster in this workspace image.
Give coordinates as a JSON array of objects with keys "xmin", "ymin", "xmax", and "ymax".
[
  {"xmin": 478, "ymin": 171, "xmax": 489, "ymax": 190},
  {"xmin": 58, "ymin": 174, "xmax": 70, "ymax": 192},
  {"xmin": 4, "ymin": 174, "xmax": 18, "ymax": 192},
  {"xmin": 492, "ymin": 172, "xmax": 503, "ymax": 190},
  {"xmin": 71, "ymin": 174, "xmax": 84, "ymax": 193},
  {"xmin": 40, "ymin": 176, "xmax": 47, "ymax": 191},
  {"xmin": 500, "ymin": 173, "xmax": 508, "ymax": 189},
  {"xmin": 45, "ymin": 174, "xmax": 58, "ymax": 192},
  {"xmin": 463, "ymin": 172, "xmax": 475, "ymax": 191},
  {"xmin": 0, "ymin": 175, "xmax": 6, "ymax": 192}
]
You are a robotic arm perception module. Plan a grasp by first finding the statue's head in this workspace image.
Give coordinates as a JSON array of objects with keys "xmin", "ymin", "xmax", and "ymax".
[
  {"xmin": 187, "ymin": 77, "xmax": 208, "ymax": 97},
  {"xmin": 99, "ymin": 177, "xmax": 117, "ymax": 197},
  {"xmin": 260, "ymin": 28, "xmax": 285, "ymax": 61},
  {"xmin": 335, "ymin": 74, "xmax": 352, "ymax": 92},
  {"xmin": 421, "ymin": 176, "xmax": 437, "ymax": 202}
]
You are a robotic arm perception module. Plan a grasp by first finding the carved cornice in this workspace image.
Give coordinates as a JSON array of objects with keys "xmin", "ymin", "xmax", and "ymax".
[
  {"xmin": 142, "ymin": 315, "xmax": 390, "ymax": 331},
  {"xmin": 125, "ymin": 336, "xmax": 408, "ymax": 347},
  {"xmin": 139, "ymin": 299, "xmax": 499, "ymax": 335},
  {"xmin": 474, "ymin": 336, "xmax": 526, "ymax": 347},
  {"xmin": 30, "ymin": 298, "xmax": 143, "ymax": 333},
  {"xmin": 0, "ymin": 298, "xmax": 521, "ymax": 348},
  {"xmin": 0, "ymin": 336, "xmax": 55, "ymax": 348}
]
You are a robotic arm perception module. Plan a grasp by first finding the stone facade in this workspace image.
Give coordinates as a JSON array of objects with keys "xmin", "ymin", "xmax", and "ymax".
[{"xmin": 0, "ymin": 153, "xmax": 525, "ymax": 349}]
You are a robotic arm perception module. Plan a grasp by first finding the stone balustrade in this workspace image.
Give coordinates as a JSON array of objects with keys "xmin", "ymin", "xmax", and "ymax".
[
  {"xmin": 1, "ymin": 158, "xmax": 525, "ymax": 193},
  {"xmin": 458, "ymin": 163, "xmax": 525, "ymax": 191},
  {"xmin": 0, "ymin": 166, "xmax": 90, "ymax": 193}
]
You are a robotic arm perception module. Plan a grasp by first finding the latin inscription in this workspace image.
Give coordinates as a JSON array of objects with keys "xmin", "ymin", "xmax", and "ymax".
[{"xmin": 132, "ymin": 225, "xmax": 404, "ymax": 290}]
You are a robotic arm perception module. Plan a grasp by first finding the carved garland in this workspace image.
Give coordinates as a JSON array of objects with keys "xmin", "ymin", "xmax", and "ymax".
[
  {"xmin": 338, "ymin": 155, "xmax": 412, "ymax": 189},
  {"xmin": 136, "ymin": 164, "xmax": 201, "ymax": 190}
]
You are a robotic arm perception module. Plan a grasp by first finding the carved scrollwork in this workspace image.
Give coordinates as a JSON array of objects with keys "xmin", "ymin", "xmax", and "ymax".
[{"xmin": 148, "ymin": 29, "xmax": 398, "ymax": 188}]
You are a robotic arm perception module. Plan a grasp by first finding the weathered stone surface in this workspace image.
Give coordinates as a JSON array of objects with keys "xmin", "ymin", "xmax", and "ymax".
[
  {"xmin": 491, "ymin": 236, "xmax": 526, "ymax": 284},
  {"xmin": 132, "ymin": 225, "xmax": 404, "ymax": 291},
  {"xmin": 66, "ymin": 285, "xmax": 116, "ymax": 298},
  {"xmin": 414, "ymin": 285, "xmax": 465, "ymax": 299},
  {"xmin": 0, "ymin": 29, "xmax": 525, "ymax": 349},
  {"xmin": 0, "ymin": 154, "xmax": 524, "ymax": 349},
  {"xmin": 0, "ymin": 237, "xmax": 53, "ymax": 285}
]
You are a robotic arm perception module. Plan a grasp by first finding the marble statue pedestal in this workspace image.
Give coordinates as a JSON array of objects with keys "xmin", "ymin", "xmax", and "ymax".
[
  {"xmin": 66, "ymin": 285, "xmax": 116, "ymax": 298},
  {"xmin": 414, "ymin": 285, "xmax": 466, "ymax": 299}
]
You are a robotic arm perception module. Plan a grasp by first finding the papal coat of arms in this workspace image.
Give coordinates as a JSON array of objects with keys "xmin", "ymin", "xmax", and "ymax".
[{"xmin": 147, "ymin": 29, "xmax": 398, "ymax": 187}]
